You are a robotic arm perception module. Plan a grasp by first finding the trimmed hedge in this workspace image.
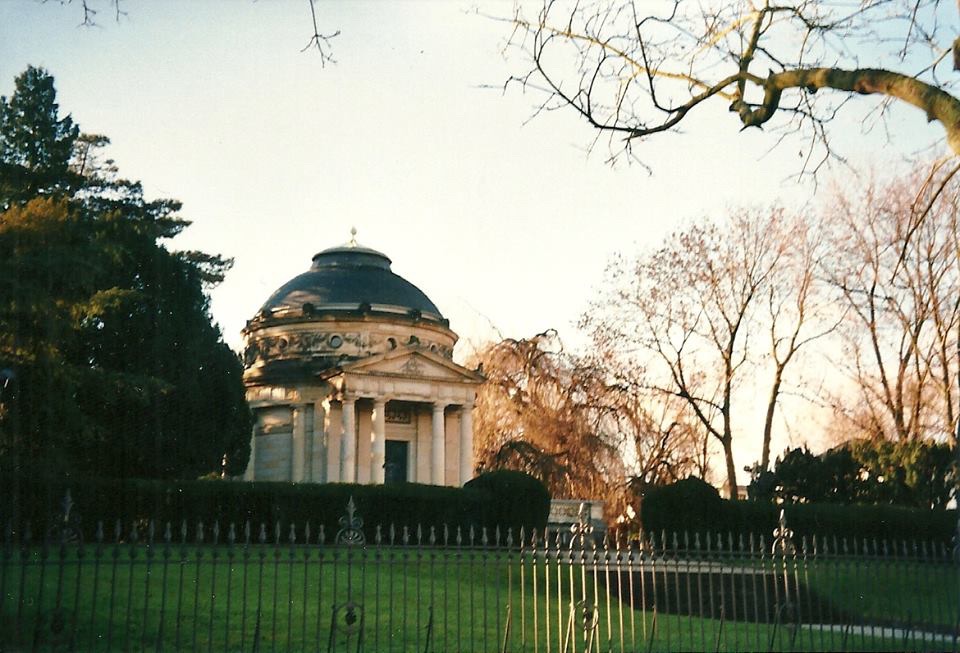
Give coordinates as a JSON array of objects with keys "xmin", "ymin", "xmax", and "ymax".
[
  {"xmin": 1, "ymin": 474, "xmax": 547, "ymax": 543},
  {"xmin": 464, "ymin": 470, "xmax": 551, "ymax": 536},
  {"xmin": 641, "ymin": 477, "xmax": 957, "ymax": 545}
]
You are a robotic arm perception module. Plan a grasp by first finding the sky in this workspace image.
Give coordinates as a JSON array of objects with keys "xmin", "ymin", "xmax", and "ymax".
[{"xmin": 0, "ymin": 0, "xmax": 948, "ymax": 471}]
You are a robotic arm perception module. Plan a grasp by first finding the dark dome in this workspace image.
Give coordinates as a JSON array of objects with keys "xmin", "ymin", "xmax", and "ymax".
[{"xmin": 258, "ymin": 240, "xmax": 445, "ymax": 323}]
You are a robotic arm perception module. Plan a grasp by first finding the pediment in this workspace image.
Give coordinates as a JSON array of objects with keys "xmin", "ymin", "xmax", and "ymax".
[{"xmin": 339, "ymin": 348, "xmax": 482, "ymax": 383}]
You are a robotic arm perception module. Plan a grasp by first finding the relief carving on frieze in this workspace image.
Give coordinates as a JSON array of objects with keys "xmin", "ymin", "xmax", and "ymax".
[{"xmin": 244, "ymin": 330, "xmax": 373, "ymax": 366}]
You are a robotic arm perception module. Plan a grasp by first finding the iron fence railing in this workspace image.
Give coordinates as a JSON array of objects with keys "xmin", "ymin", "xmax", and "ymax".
[{"xmin": 1, "ymin": 495, "xmax": 957, "ymax": 652}]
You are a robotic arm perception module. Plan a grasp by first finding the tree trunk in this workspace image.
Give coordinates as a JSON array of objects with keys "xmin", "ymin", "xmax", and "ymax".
[
  {"xmin": 761, "ymin": 367, "xmax": 784, "ymax": 471},
  {"xmin": 722, "ymin": 436, "xmax": 738, "ymax": 500}
]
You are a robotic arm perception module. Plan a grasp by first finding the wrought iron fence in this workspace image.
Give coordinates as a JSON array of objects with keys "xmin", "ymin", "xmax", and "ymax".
[{"xmin": 1, "ymin": 494, "xmax": 958, "ymax": 652}]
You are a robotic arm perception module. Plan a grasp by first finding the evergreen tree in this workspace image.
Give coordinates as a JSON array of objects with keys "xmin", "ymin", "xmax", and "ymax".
[{"xmin": 0, "ymin": 66, "xmax": 251, "ymax": 480}]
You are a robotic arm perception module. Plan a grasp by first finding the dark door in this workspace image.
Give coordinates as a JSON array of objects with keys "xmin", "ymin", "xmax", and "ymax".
[{"xmin": 384, "ymin": 440, "xmax": 409, "ymax": 484}]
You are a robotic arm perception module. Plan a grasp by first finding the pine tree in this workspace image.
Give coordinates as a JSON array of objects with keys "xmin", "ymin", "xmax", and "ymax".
[{"xmin": 0, "ymin": 66, "xmax": 251, "ymax": 480}]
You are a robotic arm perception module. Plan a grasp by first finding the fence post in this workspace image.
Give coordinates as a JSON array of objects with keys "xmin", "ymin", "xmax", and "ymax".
[{"xmin": 771, "ymin": 508, "xmax": 795, "ymax": 650}]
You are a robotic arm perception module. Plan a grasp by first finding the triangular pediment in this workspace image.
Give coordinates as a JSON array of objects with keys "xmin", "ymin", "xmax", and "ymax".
[{"xmin": 337, "ymin": 348, "xmax": 483, "ymax": 383}]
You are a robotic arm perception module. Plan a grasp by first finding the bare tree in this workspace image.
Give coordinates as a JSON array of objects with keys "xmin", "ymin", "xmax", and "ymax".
[
  {"xmin": 471, "ymin": 329, "xmax": 703, "ymax": 519},
  {"xmin": 758, "ymin": 215, "xmax": 839, "ymax": 469},
  {"xmin": 823, "ymin": 167, "xmax": 960, "ymax": 442},
  {"xmin": 583, "ymin": 208, "xmax": 787, "ymax": 497},
  {"xmin": 583, "ymin": 370, "xmax": 705, "ymax": 486},
  {"xmin": 505, "ymin": 0, "xmax": 960, "ymax": 168}
]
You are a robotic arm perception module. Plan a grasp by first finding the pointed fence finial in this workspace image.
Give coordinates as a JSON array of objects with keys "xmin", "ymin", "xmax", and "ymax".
[
  {"xmin": 335, "ymin": 496, "xmax": 365, "ymax": 546},
  {"xmin": 772, "ymin": 508, "xmax": 795, "ymax": 555}
]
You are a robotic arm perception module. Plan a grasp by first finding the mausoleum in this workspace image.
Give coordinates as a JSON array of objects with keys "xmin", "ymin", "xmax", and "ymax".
[{"xmin": 240, "ymin": 231, "xmax": 483, "ymax": 486}]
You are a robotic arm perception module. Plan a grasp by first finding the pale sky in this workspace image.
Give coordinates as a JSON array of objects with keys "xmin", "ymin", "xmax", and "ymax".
[{"xmin": 1, "ymin": 1, "xmax": 947, "ymax": 471}]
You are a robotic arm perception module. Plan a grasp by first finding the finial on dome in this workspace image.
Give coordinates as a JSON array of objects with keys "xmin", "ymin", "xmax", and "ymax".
[{"xmin": 348, "ymin": 226, "xmax": 358, "ymax": 247}]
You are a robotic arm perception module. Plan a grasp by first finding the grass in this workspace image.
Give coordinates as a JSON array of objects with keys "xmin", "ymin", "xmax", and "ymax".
[{"xmin": 1, "ymin": 543, "xmax": 955, "ymax": 652}]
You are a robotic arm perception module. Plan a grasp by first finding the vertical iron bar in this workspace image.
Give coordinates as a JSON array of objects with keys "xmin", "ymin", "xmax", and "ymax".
[
  {"xmin": 495, "ymin": 527, "xmax": 502, "ymax": 653},
  {"xmin": 830, "ymin": 536, "xmax": 842, "ymax": 653},
  {"xmin": 483, "ymin": 527, "xmax": 490, "ymax": 653},
  {"xmin": 142, "ymin": 521, "xmax": 156, "ymax": 653},
  {"xmin": 388, "ymin": 525, "xmax": 396, "ymax": 653},
  {"xmin": 16, "ymin": 523, "xmax": 31, "ymax": 649},
  {"xmin": 105, "ymin": 520, "xmax": 121, "ymax": 652},
  {"xmin": 0, "ymin": 521, "xmax": 10, "ymax": 635},
  {"xmin": 315, "ymin": 525, "xmax": 326, "ymax": 653},
  {"xmin": 614, "ymin": 532, "xmax": 624, "ymax": 653},
  {"xmin": 69, "ymin": 528, "xmax": 85, "ymax": 653},
  {"xmin": 567, "ymin": 530, "xmax": 577, "ymax": 653},
  {"xmin": 524, "ymin": 527, "xmax": 539, "ymax": 651},
  {"xmin": 644, "ymin": 533, "xmax": 655, "ymax": 649},
  {"xmin": 543, "ymin": 529, "xmax": 550, "ymax": 653},
  {"xmin": 429, "ymin": 527, "xmax": 436, "ymax": 653},
  {"xmin": 174, "ymin": 521, "xmax": 187, "ymax": 652},
  {"xmin": 156, "ymin": 523, "xmax": 172, "ymax": 652},
  {"xmin": 749, "ymin": 533, "xmax": 760, "ymax": 653},
  {"xmin": 527, "ymin": 529, "xmax": 534, "ymax": 653},
  {"xmin": 403, "ymin": 527, "xmax": 410, "ymax": 651},
  {"xmin": 253, "ymin": 523, "xmax": 267, "ymax": 653},
  {"xmin": 271, "ymin": 523, "xmax": 280, "ymax": 653},
  {"xmin": 224, "ymin": 524, "xmax": 236, "ymax": 653},
  {"xmin": 287, "ymin": 524, "xmax": 295, "ymax": 653},
  {"xmin": 760, "ymin": 534, "xmax": 773, "ymax": 652},
  {"xmin": 416, "ymin": 525, "xmax": 423, "ymax": 653},
  {"xmin": 31, "ymin": 528, "xmax": 49, "ymax": 653},
  {"xmin": 240, "ymin": 522, "xmax": 251, "ymax": 653},
  {"xmin": 302, "ymin": 523, "xmax": 310, "ymax": 652},
  {"xmin": 52, "ymin": 523, "xmax": 69, "ymax": 652},
  {"xmin": 737, "ymin": 534, "xmax": 749, "ymax": 653},
  {"xmin": 853, "ymin": 538, "xmax": 866, "ymax": 650},
  {"xmin": 88, "ymin": 522, "xmax": 103, "ymax": 652},
  {"xmin": 468, "ymin": 527, "xmax": 475, "ymax": 651},
  {"xmin": 695, "ymin": 533, "xmax": 705, "ymax": 650},
  {"xmin": 454, "ymin": 526, "xmax": 461, "ymax": 653},
  {"xmin": 123, "ymin": 522, "xmax": 138, "ymax": 652},
  {"xmin": 628, "ymin": 533, "xmax": 637, "ymax": 653},
  {"xmin": 193, "ymin": 521, "xmax": 205, "ymax": 653},
  {"xmin": 208, "ymin": 522, "xmax": 219, "ymax": 653},
  {"xmin": 270, "ymin": 520, "xmax": 280, "ymax": 653},
  {"xmin": 726, "ymin": 533, "xmax": 738, "ymax": 653},
  {"xmin": 556, "ymin": 531, "xmax": 573, "ymax": 650}
]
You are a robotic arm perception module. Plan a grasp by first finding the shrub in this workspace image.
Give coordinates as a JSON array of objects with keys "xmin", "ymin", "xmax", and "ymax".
[
  {"xmin": 465, "ymin": 470, "xmax": 551, "ymax": 537},
  {"xmin": 1, "ymin": 475, "xmax": 494, "ymax": 543},
  {"xmin": 641, "ymin": 478, "xmax": 957, "ymax": 546},
  {"xmin": 640, "ymin": 476, "xmax": 725, "ymax": 537}
]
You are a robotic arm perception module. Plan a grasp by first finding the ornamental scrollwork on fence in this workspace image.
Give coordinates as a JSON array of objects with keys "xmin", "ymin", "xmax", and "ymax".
[
  {"xmin": 569, "ymin": 502, "xmax": 594, "ymax": 551},
  {"xmin": 335, "ymin": 497, "xmax": 365, "ymax": 546},
  {"xmin": 46, "ymin": 489, "xmax": 82, "ymax": 545},
  {"xmin": 771, "ymin": 508, "xmax": 795, "ymax": 556}
]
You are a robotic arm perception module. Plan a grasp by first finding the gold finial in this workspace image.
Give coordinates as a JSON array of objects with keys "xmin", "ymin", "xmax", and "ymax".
[{"xmin": 348, "ymin": 226, "xmax": 358, "ymax": 247}]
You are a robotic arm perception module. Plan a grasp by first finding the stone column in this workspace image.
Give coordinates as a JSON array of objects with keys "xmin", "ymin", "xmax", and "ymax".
[
  {"xmin": 341, "ymin": 397, "xmax": 357, "ymax": 483},
  {"xmin": 371, "ymin": 398, "xmax": 387, "ymax": 484},
  {"xmin": 326, "ymin": 400, "xmax": 342, "ymax": 483},
  {"xmin": 312, "ymin": 401, "xmax": 326, "ymax": 483},
  {"xmin": 291, "ymin": 404, "xmax": 306, "ymax": 483},
  {"xmin": 243, "ymin": 424, "xmax": 256, "ymax": 481},
  {"xmin": 459, "ymin": 401, "xmax": 474, "ymax": 486},
  {"xmin": 431, "ymin": 402, "xmax": 447, "ymax": 485}
]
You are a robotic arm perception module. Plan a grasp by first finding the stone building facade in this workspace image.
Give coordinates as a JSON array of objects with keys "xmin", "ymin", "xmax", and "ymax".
[{"xmin": 240, "ymin": 233, "xmax": 483, "ymax": 486}]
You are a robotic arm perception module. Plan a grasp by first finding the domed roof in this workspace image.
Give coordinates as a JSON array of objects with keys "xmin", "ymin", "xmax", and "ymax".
[{"xmin": 257, "ymin": 232, "xmax": 445, "ymax": 324}]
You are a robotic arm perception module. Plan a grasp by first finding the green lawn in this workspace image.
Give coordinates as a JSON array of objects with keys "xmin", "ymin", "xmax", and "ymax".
[{"xmin": 1, "ymin": 544, "xmax": 955, "ymax": 652}]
